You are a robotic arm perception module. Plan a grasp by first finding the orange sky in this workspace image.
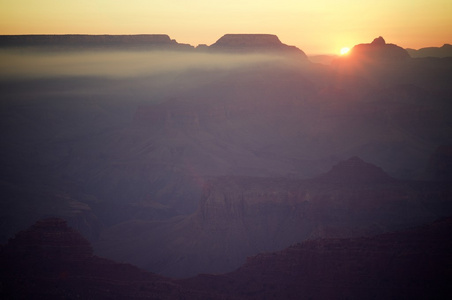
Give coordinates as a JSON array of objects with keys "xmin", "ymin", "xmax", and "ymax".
[{"xmin": 1, "ymin": 0, "xmax": 451, "ymax": 54}]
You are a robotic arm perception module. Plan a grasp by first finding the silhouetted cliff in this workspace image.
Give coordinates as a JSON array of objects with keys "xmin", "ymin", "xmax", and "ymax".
[
  {"xmin": 349, "ymin": 36, "xmax": 410, "ymax": 61},
  {"xmin": 207, "ymin": 34, "xmax": 308, "ymax": 58},
  {"xmin": 0, "ymin": 218, "xmax": 210, "ymax": 299},
  {"xmin": 334, "ymin": 36, "xmax": 410, "ymax": 65}
]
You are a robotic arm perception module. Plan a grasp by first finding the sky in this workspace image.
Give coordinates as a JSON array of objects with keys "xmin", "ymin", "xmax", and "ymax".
[{"xmin": 1, "ymin": 0, "xmax": 451, "ymax": 54}]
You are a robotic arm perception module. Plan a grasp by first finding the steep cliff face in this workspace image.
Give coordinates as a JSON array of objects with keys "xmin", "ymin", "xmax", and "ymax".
[
  {"xmin": 195, "ymin": 156, "xmax": 452, "ymax": 251},
  {"xmin": 199, "ymin": 176, "xmax": 306, "ymax": 226},
  {"xmin": 197, "ymin": 157, "xmax": 441, "ymax": 232},
  {"xmin": 197, "ymin": 176, "xmax": 314, "ymax": 250},
  {"xmin": 197, "ymin": 157, "xmax": 438, "ymax": 241}
]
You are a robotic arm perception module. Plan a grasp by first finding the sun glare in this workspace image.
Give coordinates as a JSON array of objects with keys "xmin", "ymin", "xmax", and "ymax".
[{"xmin": 340, "ymin": 47, "xmax": 350, "ymax": 55}]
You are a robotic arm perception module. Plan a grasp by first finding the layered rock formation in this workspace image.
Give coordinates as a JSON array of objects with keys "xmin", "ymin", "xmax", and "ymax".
[
  {"xmin": 197, "ymin": 157, "xmax": 445, "ymax": 241},
  {"xmin": 95, "ymin": 157, "xmax": 452, "ymax": 278}
]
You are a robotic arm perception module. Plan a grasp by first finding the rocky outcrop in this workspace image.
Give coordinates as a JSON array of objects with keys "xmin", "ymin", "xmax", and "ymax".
[
  {"xmin": 349, "ymin": 36, "xmax": 410, "ymax": 61},
  {"xmin": 3, "ymin": 218, "xmax": 93, "ymax": 261},
  {"xmin": 316, "ymin": 156, "xmax": 395, "ymax": 183},
  {"xmin": 3, "ymin": 217, "xmax": 452, "ymax": 299},
  {"xmin": 182, "ymin": 217, "xmax": 452, "ymax": 299},
  {"xmin": 0, "ymin": 218, "xmax": 209, "ymax": 299},
  {"xmin": 338, "ymin": 36, "xmax": 410, "ymax": 62},
  {"xmin": 0, "ymin": 180, "xmax": 102, "ymax": 243},
  {"xmin": 208, "ymin": 34, "xmax": 308, "ymax": 58}
]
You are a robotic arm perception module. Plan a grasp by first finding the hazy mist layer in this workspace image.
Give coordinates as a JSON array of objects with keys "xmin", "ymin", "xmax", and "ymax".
[{"xmin": 0, "ymin": 49, "xmax": 288, "ymax": 79}]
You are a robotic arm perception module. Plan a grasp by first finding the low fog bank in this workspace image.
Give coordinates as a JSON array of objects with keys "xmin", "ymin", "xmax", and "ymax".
[{"xmin": 0, "ymin": 49, "xmax": 292, "ymax": 79}]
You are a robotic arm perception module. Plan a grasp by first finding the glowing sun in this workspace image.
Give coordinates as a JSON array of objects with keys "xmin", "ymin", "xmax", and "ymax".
[{"xmin": 340, "ymin": 47, "xmax": 350, "ymax": 55}]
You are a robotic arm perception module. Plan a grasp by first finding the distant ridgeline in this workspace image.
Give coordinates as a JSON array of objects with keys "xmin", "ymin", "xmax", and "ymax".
[
  {"xmin": 1, "ymin": 34, "xmax": 451, "ymax": 59},
  {"xmin": 0, "ymin": 34, "xmax": 307, "ymax": 58},
  {"xmin": 0, "ymin": 34, "xmax": 194, "ymax": 51},
  {"xmin": 407, "ymin": 44, "xmax": 452, "ymax": 58}
]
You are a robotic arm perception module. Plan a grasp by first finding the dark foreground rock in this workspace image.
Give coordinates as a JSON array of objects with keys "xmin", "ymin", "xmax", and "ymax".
[
  {"xmin": 2, "ymin": 217, "xmax": 452, "ymax": 299},
  {"xmin": 0, "ymin": 218, "xmax": 210, "ymax": 299},
  {"xmin": 182, "ymin": 217, "xmax": 452, "ymax": 299}
]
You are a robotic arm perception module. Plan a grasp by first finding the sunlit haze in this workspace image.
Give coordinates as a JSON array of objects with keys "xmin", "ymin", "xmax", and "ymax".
[
  {"xmin": 1, "ymin": 0, "xmax": 451, "ymax": 54},
  {"xmin": 340, "ymin": 47, "xmax": 350, "ymax": 55}
]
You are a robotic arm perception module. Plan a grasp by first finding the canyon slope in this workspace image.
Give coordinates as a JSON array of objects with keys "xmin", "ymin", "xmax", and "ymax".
[
  {"xmin": 182, "ymin": 217, "xmax": 452, "ymax": 299},
  {"xmin": 95, "ymin": 157, "xmax": 452, "ymax": 278}
]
